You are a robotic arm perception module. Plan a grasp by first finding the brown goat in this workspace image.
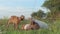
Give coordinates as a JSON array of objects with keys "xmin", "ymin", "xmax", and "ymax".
[{"xmin": 7, "ymin": 15, "xmax": 25, "ymax": 29}]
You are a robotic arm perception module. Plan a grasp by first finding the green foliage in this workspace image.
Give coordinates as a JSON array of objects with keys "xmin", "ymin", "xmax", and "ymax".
[
  {"xmin": 31, "ymin": 12, "xmax": 37, "ymax": 17},
  {"xmin": 43, "ymin": 0, "xmax": 60, "ymax": 9},
  {"xmin": 31, "ymin": 10, "xmax": 46, "ymax": 19},
  {"xmin": 42, "ymin": 0, "xmax": 60, "ymax": 22}
]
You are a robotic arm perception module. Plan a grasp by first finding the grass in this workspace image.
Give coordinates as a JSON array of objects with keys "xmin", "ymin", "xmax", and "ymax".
[{"xmin": 0, "ymin": 19, "xmax": 60, "ymax": 34}]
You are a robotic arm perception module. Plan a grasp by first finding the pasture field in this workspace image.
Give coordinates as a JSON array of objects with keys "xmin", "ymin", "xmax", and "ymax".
[{"xmin": 0, "ymin": 19, "xmax": 60, "ymax": 34}]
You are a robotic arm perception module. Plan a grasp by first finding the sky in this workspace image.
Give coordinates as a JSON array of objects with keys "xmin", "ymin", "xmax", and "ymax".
[{"xmin": 0, "ymin": 0, "xmax": 48, "ymax": 19}]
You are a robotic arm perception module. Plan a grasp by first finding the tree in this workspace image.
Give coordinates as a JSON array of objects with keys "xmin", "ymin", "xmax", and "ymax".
[
  {"xmin": 31, "ymin": 10, "xmax": 46, "ymax": 19},
  {"xmin": 31, "ymin": 12, "xmax": 37, "ymax": 17},
  {"xmin": 42, "ymin": 0, "xmax": 60, "ymax": 21}
]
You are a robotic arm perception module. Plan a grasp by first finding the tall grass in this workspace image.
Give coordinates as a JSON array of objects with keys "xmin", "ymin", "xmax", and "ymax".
[{"xmin": 0, "ymin": 19, "xmax": 60, "ymax": 34}]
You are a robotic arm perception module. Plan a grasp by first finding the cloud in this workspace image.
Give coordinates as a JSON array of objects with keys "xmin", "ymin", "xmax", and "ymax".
[
  {"xmin": 0, "ymin": 6, "xmax": 38, "ymax": 18},
  {"xmin": 0, "ymin": 6, "xmax": 50, "ymax": 19},
  {"xmin": 0, "ymin": 6, "xmax": 33, "ymax": 13}
]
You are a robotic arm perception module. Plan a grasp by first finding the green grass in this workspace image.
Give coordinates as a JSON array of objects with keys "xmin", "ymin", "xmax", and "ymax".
[{"xmin": 0, "ymin": 19, "xmax": 60, "ymax": 34}]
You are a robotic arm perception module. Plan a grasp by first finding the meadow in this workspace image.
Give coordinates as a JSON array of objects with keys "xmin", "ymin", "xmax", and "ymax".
[{"xmin": 0, "ymin": 19, "xmax": 60, "ymax": 34}]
